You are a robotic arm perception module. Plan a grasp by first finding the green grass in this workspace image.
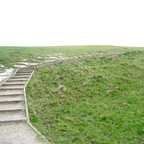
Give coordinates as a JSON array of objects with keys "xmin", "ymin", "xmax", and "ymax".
[
  {"xmin": 0, "ymin": 45, "xmax": 144, "ymax": 67},
  {"xmin": 26, "ymin": 50, "xmax": 144, "ymax": 144}
]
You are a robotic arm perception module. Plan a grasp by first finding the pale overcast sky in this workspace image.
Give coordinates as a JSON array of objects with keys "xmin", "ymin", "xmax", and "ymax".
[{"xmin": 0, "ymin": 0, "xmax": 144, "ymax": 47}]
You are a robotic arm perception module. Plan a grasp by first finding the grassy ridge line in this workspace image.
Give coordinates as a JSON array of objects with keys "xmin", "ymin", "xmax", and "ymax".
[
  {"xmin": 27, "ymin": 51, "xmax": 144, "ymax": 144},
  {"xmin": 0, "ymin": 45, "xmax": 143, "ymax": 67}
]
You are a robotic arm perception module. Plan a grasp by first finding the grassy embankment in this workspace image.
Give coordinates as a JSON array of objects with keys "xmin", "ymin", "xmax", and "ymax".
[
  {"xmin": 0, "ymin": 45, "xmax": 143, "ymax": 68},
  {"xmin": 25, "ymin": 47, "xmax": 144, "ymax": 144}
]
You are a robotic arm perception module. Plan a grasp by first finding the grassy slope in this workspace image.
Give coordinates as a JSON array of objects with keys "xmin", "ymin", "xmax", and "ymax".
[{"xmin": 26, "ymin": 50, "xmax": 144, "ymax": 144}]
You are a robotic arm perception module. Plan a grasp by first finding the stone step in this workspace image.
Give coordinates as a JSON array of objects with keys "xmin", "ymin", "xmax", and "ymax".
[
  {"xmin": 0, "ymin": 118, "xmax": 26, "ymax": 123},
  {"xmin": 2, "ymin": 82, "xmax": 26, "ymax": 86},
  {"xmin": 0, "ymin": 91, "xmax": 23, "ymax": 96},
  {"xmin": 0, "ymin": 99, "xmax": 24, "ymax": 103},
  {"xmin": 0, "ymin": 86, "xmax": 24, "ymax": 90},
  {"xmin": 17, "ymin": 69, "xmax": 34, "ymax": 73},
  {"xmin": 0, "ymin": 95, "xmax": 24, "ymax": 102},
  {"xmin": 0, "ymin": 108, "xmax": 24, "ymax": 112},
  {"xmin": 0, "ymin": 101, "xmax": 24, "ymax": 111},
  {"xmin": 15, "ymin": 73, "xmax": 32, "ymax": 76},
  {"xmin": 17, "ymin": 70, "xmax": 33, "ymax": 74},
  {"xmin": 6, "ymin": 78, "xmax": 28, "ymax": 82},
  {"xmin": 0, "ymin": 123, "xmax": 49, "ymax": 144},
  {"xmin": 11, "ymin": 76, "xmax": 30, "ymax": 78},
  {"xmin": 0, "ymin": 94, "xmax": 23, "ymax": 97},
  {"xmin": 0, "ymin": 90, "xmax": 23, "ymax": 96},
  {"xmin": 0, "ymin": 111, "xmax": 27, "ymax": 123}
]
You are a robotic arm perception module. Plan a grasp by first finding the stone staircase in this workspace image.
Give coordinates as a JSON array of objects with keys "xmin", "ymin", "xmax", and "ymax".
[
  {"xmin": 0, "ymin": 67, "xmax": 49, "ymax": 144},
  {"xmin": 0, "ymin": 68, "xmax": 33, "ymax": 123}
]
